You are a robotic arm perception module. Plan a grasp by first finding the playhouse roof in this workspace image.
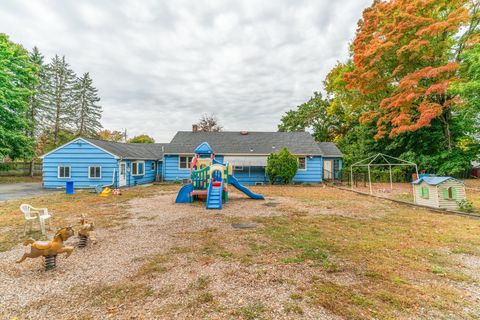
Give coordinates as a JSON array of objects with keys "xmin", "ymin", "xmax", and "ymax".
[
  {"xmin": 194, "ymin": 142, "xmax": 214, "ymax": 154},
  {"xmin": 413, "ymin": 176, "xmax": 464, "ymax": 186},
  {"xmin": 165, "ymin": 131, "xmax": 328, "ymax": 155}
]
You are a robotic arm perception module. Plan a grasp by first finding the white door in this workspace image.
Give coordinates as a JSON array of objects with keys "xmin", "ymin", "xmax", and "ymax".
[
  {"xmin": 119, "ymin": 162, "xmax": 127, "ymax": 187},
  {"xmin": 324, "ymin": 160, "xmax": 333, "ymax": 180}
]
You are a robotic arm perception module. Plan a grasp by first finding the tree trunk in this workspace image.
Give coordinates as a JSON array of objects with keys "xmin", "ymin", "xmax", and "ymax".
[{"xmin": 29, "ymin": 160, "xmax": 35, "ymax": 177}]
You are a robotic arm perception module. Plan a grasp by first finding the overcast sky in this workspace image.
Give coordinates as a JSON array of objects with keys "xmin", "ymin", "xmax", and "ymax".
[{"xmin": 1, "ymin": 0, "xmax": 371, "ymax": 142}]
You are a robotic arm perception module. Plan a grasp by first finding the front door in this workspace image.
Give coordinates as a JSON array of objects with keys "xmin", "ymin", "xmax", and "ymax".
[
  {"xmin": 119, "ymin": 162, "xmax": 127, "ymax": 187},
  {"xmin": 323, "ymin": 160, "xmax": 333, "ymax": 180}
]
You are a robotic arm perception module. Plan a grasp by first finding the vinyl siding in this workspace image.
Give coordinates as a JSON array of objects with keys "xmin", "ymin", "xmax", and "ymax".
[
  {"xmin": 43, "ymin": 140, "xmax": 117, "ymax": 189},
  {"xmin": 414, "ymin": 182, "xmax": 439, "ymax": 208},
  {"xmin": 293, "ymin": 156, "xmax": 322, "ymax": 183},
  {"xmin": 123, "ymin": 160, "xmax": 157, "ymax": 186},
  {"xmin": 436, "ymin": 180, "xmax": 466, "ymax": 210},
  {"xmin": 163, "ymin": 155, "xmax": 192, "ymax": 181}
]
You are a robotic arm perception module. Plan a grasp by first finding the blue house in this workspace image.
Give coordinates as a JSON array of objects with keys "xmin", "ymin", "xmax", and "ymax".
[
  {"xmin": 162, "ymin": 130, "xmax": 343, "ymax": 185},
  {"xmin": 41, "ymin": 138, "xmax": 166, "ymax": 188},
  {"xmin": 41, "ymin": 131, "xmax": 342, "ymax": 189}
]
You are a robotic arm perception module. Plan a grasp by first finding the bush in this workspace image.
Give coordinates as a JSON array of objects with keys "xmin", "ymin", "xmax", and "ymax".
[
  {"xmin": 266, "ymin": 148, "xmax": 298, "ymax": 184},
  {"xmin": 457, "ymin": 199, "xmax": 474, "ymax": 213}
]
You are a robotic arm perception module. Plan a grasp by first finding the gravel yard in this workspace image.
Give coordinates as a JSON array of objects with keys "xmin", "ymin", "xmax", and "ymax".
[{"xmin": 1, "ymin": 185, "xmax": 480, "ymax": 319}]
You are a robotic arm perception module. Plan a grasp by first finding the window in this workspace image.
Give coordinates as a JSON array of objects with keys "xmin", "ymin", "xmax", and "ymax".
[
  {"xmin": 58, "ymin": 166, "xmax": 71, "ymax": 178},
  {"xmin": 298, "ymin": 157, "xmax": 306, "ymax": 170},
  {"xmin": 233, "ymin": 165, "xmax": 244, "ymax": 171},
  {"xmin": 179, "ymin": 156, "xmax": 194, "ymax": 169},
  {"xmin": 333, "ymin": 160, "xmax": 340, "ymax": 172},
  {"xmin": 88, "ymin": 166, "xmax": 101, "ymax": 179},
  {"xmin": 132, "ymin": 161, "xmax": 144, "ymax": 176},
  {"xmin": 151, "ymin": 162, "xmax": 156, "ymax": 171},
  {"xmin": 443, "ymin": 186, "xmax": 456, "ymax": 200},
  {"xmin": 420, "ymin": 186, "xmax": 429, "ymax": 199}
]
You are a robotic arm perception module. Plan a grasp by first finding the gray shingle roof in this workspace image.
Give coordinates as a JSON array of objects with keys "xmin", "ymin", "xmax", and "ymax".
[
  {"xmin": 164, "ymin": 131, "xmax": 324, "ymax": 155},
  {"xmin": 83, "ymin": 138, "xmax": 167, "ymax": 160},
  {"xmin": 317, "ymin": 142, "xmax": 343, "ymax": 157}
]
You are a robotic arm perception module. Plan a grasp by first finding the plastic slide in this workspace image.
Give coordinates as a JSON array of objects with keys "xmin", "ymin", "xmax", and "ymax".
[
  {"xmin": 228, "ymin": 175, "xmax": 264, "ymax": 200},
  {"xmin": 206, "ymin": 181, "xmax": 223, "ymax": 209},
  {"xmin": 175, "ymin": 184, "xmax": 193, "ymax": 203}
]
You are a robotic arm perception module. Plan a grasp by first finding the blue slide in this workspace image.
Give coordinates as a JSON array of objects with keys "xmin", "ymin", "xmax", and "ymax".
[
  {"xmin": 175, "ymin": 184, "xmax": 193, "ymax": 203},
  {"xmin": 228, "ymin": 175, "xmax": 264, "ymax": 200},
  {"xmin": 206, "ymin": 181, "xmax": 223, "ymax": 209}
]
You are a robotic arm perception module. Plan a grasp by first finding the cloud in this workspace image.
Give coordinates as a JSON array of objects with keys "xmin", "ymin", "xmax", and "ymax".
[{"xmin": 0, "ymin": 0, "xmax": 371, "ymax": 142}]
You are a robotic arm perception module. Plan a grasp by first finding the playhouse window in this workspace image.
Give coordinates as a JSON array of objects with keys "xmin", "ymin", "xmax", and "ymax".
[
  {"xmin": 420, "ymin": 186, "xmax": 429, "ymax": 199},
  {"xmin": 132, "ymin": 161, "xmax": 144, "ymax": 176},
  {"xmin": 58, "ymin": 166, "xmax": 71, "ymax": 178},
  {"xmin": 179, "ymin": 156, "xmax": 193, "ymax": 169},
  {"xmin": 443, "ymin": 187, "xmax": 457, "ymax": 200},
  {"xmin": 298, "ymin": 157, "xmax": 306, "ymax": 170},
  {"xmin": 88, "ymin": 166, "xmax": 101, "ymax": 179}
]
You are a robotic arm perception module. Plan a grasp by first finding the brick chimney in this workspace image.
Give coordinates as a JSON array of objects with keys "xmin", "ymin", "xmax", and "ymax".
[{"xmin": 192, "ymin": 124, "xmax": 198, "ymax": 132}]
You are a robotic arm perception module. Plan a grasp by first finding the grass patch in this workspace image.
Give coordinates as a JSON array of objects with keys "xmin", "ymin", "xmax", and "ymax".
[
  {"xmin": 283, "ymin": 302, "xmax": 303, "ymax": 315},
  {"xmin": 236, "ymin": 302, "xmax": 265, "ymax": 320}
]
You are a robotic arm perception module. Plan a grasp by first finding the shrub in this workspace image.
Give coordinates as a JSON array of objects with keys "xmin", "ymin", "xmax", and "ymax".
[
  {"xmin": 457, "ymin": 199, "xmax": 474, "ymax": 213},
  {"xmin": 266, "ymin": 148, "xmax": 299, "ymax": 184}
]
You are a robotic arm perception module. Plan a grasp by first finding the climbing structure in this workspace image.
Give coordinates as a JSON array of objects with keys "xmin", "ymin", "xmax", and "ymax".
[{"xmin": 175, "ymin": 142, "xmax": 264, "ymax": 209}]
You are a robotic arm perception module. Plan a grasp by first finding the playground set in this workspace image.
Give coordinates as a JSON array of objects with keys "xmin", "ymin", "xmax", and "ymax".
[{"xmin": 175, "ymin": 142, "xmax": 264, "ymax": 209}]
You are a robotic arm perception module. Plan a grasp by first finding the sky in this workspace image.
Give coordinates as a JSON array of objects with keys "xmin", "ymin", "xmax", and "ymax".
[{"xmin": 0, "ymin": 0, "xmax": 371, "ymax": 142}]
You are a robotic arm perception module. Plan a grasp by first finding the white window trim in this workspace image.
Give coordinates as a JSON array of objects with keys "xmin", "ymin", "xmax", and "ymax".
[
  {"xmin": 151, "ymin": 162, "xmax": 156, "ymax": 171},
  {"xmin": 132, "ymin": 161, "xmax": 145, "ymax": 176},
  {"xmin": 178, "ymin": 156, "xmax": 193, "ymax": 170},
  {"xmin": 57, "ymin": 166, "xmax": 71, "ymax": 179},
  {"xmin": 298, "ymin": 157, "xmax": 307, "ymax": 171},
  {"xmin": 88, "ymin": 166, "xmax": 102, "ymax": 179}
]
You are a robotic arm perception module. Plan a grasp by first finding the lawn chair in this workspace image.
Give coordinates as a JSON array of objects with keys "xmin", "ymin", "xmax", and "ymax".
[{"xmin": 20, "ymin": 204, "xmax": 53, "ymax": 236}]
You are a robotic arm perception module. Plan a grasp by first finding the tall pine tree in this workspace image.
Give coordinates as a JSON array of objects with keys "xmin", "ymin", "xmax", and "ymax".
[
  {"xmin": 43, "ymin": 55, "xmax": 76, "ymax": 147},
  {"xmin": 72, "ymin": 72, "xmax": 102, "ymax": 137}
]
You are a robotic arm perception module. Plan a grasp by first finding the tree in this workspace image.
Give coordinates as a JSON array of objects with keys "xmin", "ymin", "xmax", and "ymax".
[
  {"xmin": 72, "ymin": 72, "xmax": 102, "ymax": 137},
  {"xmin": 197, "ymin": 113, "xmax": 223, "ymax": 132},
  {"xmin": 97, "ymin": 129, "xmax": 125, "ymax": 142},
  {"xmin": 265, "ymin": 148, "xmax": 298, "ymax": 184},
  {"xmin": 43, "ymin": 55, "xmax": 77, "ymax": 147},
  {"xmin": 346, "ymin": 0, "xmax": 479, "ymax": 147},
  {"xmin": 0, "ymin": 33, "xmax": 35, "ymax": 159},
  {"xmin": 278, "ymin": 92, "xmax": 342, "ymax": 142},
  {"xmin": 128, "ymin": 134, "xmax": 155, "ymax": 143}
]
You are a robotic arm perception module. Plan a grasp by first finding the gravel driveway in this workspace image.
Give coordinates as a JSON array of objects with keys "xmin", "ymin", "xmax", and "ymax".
[{"xmin": 0, "ymin": 182, "xmax": 57, "ymax": 201}]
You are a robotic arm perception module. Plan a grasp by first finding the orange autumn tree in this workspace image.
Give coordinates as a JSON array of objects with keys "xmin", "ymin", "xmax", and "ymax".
[{"xmin": 346, "ymin": 0, "xmax": 479, "ymax": 147}]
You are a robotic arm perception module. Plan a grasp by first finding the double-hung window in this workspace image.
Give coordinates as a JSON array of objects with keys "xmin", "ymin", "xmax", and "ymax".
[
  {"xmin": 298, "ymin": 157, "xmax": 306, "ymax": 170},
  {"xmin": 88, "ymin": 166, "xmax": 101, "ymax": 179},
  {"xmin": 179, "ymin": 156, "xmax": 194, "ymax": 169},
  {"xmin": 132, "ymin": 161, "xmax": 145, "ymax": 176},
  {"xmin": 58, "ymin": 166, "xmax": 71, "ymax": 178}
]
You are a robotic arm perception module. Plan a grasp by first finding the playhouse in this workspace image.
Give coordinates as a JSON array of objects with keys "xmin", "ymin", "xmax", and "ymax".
[
  {"xmin": 175, "ymin": 142, "xmax": 264, "ymax": 209},
  {"xmin": 413, "ymin": 176, "xmax": 466, "ymax": 210}
]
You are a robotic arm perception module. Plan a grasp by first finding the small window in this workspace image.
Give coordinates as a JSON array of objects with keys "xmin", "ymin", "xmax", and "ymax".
[
  {"xmin": 443, "ymin": 187, "xmax": 457, "ymax": 200},
  {"xmin": 420, "ymin": 186, "xmax": 429, "ymax": 199},
  {"xmin": 58, "ymin": 166, "xmax": 71, "ymax": 178},
  {"xmin": 179, "ymin": 156, "xmax": 194, "ymax": 169},
  {"xmin": 88, "ymin": 166, "xmax": 101, "ymax": 179},
  {"xmin": 151, "ymin": 162, "xmax": 156, "ymax": 171},
  {"xmin": 132, "ymin": 161, "xmax": 144, "ymax": 176},
  {"xmin": 333, "ymin": 159, "xmax": 340, "ymax": 171},
  {"xmin": 233, "ymin": 165, "xmax": 244, "ymax": 171},
  {"xmin": 298, "ymin": 157, "xmax": 306, "ymax": 170}
]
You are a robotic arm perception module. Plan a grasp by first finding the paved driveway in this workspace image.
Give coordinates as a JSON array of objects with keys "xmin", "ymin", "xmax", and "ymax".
[{"xmin": 0, "ymin": 183, "xmax": 57, "ymax": 201}]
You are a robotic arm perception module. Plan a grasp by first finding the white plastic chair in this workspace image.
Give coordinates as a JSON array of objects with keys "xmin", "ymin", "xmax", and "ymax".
[{"xmin": 20, "ymin": 204, "xmax": 53, "ymax": 235}]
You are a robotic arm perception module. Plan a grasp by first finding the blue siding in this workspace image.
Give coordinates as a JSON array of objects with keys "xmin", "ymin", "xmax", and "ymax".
[
  {"xmin": 163, "ymin": 155, "xmax": 191, "ymax": 181},
  {"xmin": 233, "ymin": 167, "xmax": 267, "ymax": 185},
  {"xmin": 293, "ymin": 156, "xmax": 322, "ymax": 183},
  {"xmin": 43, "ymin": 140, "xmax": 117, "ymax": 189},
  {"xmin": 123, "ymin": 160, "xmax": 157, "ymax": 186}
]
